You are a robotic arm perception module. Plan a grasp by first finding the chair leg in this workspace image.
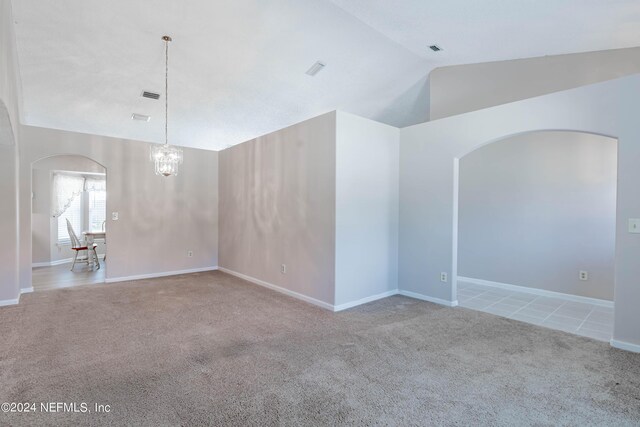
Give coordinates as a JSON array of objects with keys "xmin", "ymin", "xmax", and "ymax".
[
  {"xmin": 71, "ymin": 251, "xmax": 78, "ymax": 271},
  {"xmin": 94, "ymin": 248, "xmax": 100, "ymax": 270}
]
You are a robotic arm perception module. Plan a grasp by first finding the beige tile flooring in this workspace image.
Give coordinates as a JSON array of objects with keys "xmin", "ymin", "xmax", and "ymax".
[
  {"xmin": 32, "ymin": 261, "xmax": 105, "ymax": 291},
  {"xmin": 458, "ymin": 280, "xmax": 613, "ymax": 342}
]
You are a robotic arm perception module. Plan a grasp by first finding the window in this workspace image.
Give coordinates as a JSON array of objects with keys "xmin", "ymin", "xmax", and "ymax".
[
  {"xmin": 54, "ymin": 175, "xmax": 106, "ymax": 244},
  {"xmin": 57, "ymin": 194, "xmax": 83, "ymax": 244},
  {"xmin": 88, "ymin": 190, "xmax": 106, "ymax": 231}
]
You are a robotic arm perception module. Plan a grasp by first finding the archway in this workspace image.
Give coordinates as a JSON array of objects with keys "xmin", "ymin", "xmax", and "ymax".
[
  {"xmin": 0, "ymin": 99, "xmax": 20, "ymax": 303},
  {"xmin": 452, "ymin": 130, "xmax": 617, "ymax": 341},
  {"xmin": 30, "ymin": 154, "xmax": 107, "ymax": 291}
]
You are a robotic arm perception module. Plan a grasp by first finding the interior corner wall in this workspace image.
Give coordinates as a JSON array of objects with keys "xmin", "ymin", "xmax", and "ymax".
[
  {"xmin": 0, "ymin": 0, "xmax": 22, "ymax": 302},
  {"xmin": 429, "ymin": 47, "xmax": 640, "ymax": 120},
  {"xmin": 18, "ymin": 125, "xmax": 219, "ymax": 289},
  {"xmin": 399, "ymin": 74, "xmax": 640, "ymax": 349},
  {"xmin": 334, "ymin": 111, "xmax": 399, "ymax": 307},
  {"xmin": 218, "ymin": 112, "xmax": 337, "ymax": 307},
  {"xmin": 458, "ymin": 131, "xmax": 617, "ymax": 301}
]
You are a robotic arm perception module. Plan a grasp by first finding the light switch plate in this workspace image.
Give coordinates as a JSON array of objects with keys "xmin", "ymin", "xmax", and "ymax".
[
  {"xmin": 112, "ymin": 212, "xmax": 119, "ymax": 221},
  {"xmin": 629, "ymin": 218, "xmax": 640, "ymax": 234}
]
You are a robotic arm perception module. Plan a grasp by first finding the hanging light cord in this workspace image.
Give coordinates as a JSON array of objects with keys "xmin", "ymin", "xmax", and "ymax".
[{"xmin": 164, "ymin": 36, "xmax": 171, "ymax": 147}]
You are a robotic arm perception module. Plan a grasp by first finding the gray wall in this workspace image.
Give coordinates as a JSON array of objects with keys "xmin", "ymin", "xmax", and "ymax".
[
  {"xmin": 335, "ymin": 111, "xmax": 399, "ymax": 306},
  {"xmin": 219, "ymin": 112, "xmax": 337, "ymax": 305},
  {"xmin": 458, "ymin": 131, "xmax": 616, "ymax": 300},
  {"xmin": 19, "ymin": 125, "xmax": 219, "ymax": 288},
  {"xmin": 32, "ymin": 155, "xmax": 107, "ymax": 264},
  {"xmin": 399, "ymin": 74, "xmax": 640, "ymax": 349},
  {"xmin": 0, "ymin": 0, "xmax": 22, "ymax": 302},
  {"xmin": 429, "ymin": 47, "xmax": 640, "ymax": 120}
]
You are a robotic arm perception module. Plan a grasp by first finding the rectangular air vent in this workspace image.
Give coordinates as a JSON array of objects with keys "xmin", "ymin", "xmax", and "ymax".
[
  {"xmin": 131, "ymin": 113, "xmax": 151, "ymax": 122},
  {"xmin": 429, "ymin": 45, "xmax": 442, "ymax": 52},
  {"xmin": 141, "ymin": 91, "xmax": 160, "ymax": 100},
  {"xmin": 305, "ymin": 61, "xmax": 326, "ymax": 76}
]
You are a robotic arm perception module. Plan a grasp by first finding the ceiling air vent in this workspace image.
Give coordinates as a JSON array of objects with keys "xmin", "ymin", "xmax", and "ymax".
[
  {"xmin": 131, "ymin": 113, "xmax": 151, "ymax": 122},
  {"xmin": 141, "ymin": 91, "xmax": 160, "ymax": 100},
  {"xmin": 429, "ymin": 45, "xmax": 442, "ymax": 52},
  {"xmin": 305, "ymin": 61, "xmax": 326, "ymax": 76}
]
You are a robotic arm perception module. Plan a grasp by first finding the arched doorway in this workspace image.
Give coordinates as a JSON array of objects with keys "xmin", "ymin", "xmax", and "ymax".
[
  {"xmin": 31, "ymin": 154, "xmax": 107, "ymax": 291},
  {"xmin": 453, "ymin": 130, "xmax": 617, "ymax": 341}
]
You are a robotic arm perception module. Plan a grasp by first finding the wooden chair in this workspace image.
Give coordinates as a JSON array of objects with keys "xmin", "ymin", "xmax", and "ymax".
[{"xmin": 66, "ymin": 219, "xmax": 100, "ymax": 271}]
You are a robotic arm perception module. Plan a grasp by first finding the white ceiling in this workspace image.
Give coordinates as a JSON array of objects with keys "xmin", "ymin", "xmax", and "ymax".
[{"xmin": 11, "ymin": 0, "xmax": 640, "ymax": 151}]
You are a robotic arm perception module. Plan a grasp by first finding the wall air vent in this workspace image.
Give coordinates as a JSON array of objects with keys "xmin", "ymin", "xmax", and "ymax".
[
  {"xmin": 131, "ymin": 113, "xmax": 151, "ymax": 122},
  {"xmin": 429, "ymin": 45, "xmax": 442, "ymax": 52},
  {"xmin": 305, "ymin": 61, "xmax": 326, "ymax": 76},
  {"xmin": 141, "ymin": 91, "xmax": 160, "ymax": 100}
]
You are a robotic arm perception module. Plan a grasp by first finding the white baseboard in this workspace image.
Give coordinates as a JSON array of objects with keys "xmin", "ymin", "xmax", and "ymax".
[
  {"xmin": 0, "ymin": 296, "xmax": 20, "ymax": 307},
  {"xmin": 333, "ymin": 289, "xmax": 399, "ymax": 312},
  {"xmin": 610, "ymin": 339, "xmax": 640, "ymax": 353},
  {"xmin": 398, "ymin": 290, "xmax": 459, "ymax": 307},
  {"xmin": 20, "ymin": 287, "xmax": 34, "ymax": 294},
  {"xmin": 458, "ymin": 276, "xmax": 614, "ymax": 308},
  {"xmin": 218, "ymin": 267, "xmax": 335, "ymax": 311},
  {"xmin": 105, "ymin": 266, "xmax": 218, "ymax": 283},
  {"xmin": 33, "ymin": 254, "xmax": 106, "ymax": 268}
]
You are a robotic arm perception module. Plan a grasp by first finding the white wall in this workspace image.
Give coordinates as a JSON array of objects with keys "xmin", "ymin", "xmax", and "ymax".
[
  {"xmin": 219, "ymin": 112, "xmax": 337, "ymax": 306},
  {"xmin": 19, "ymin": 125, "xmax": 219, "ymax": 288},
  {"xmin": 31, "ymin": 155, "xmax": 107, "ymax": 265},
  {"xmin": 335, "ymin": 111, "xmax": 399, "ymax": 306},
  {"xmin": 429, "ymin": 47, "xmax": 640, "ymax": 120},
  {"xmin": 399, "ymin": 74, "xmax": 640, "ymax": 350},
  {"xmin": 0, "ymin": 0, "xmax": 22, "ymax": 302},
  {"xmin": 458, "ymin": 131, "xmax": 617, "ymax": 300}
]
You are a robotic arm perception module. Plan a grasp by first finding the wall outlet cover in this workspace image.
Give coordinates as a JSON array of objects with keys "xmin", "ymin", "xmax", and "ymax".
[
  {"xmin": 440, "ymin": 272, "xmax": 448, "ymax": 282},
  {"xmin": 579, "ymin": 270, "xmax": 588, "ymax": 281}
]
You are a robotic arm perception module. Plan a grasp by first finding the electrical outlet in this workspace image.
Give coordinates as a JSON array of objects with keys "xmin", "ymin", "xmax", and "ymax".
[
  {"xmin": 187, "ymin": 251, "xmax": 193, "ymax": 258},
  {"xmin": 579, "ymin": 270, "xmax": 588, "ymax": 281},
  {"xmin": 112, "ymin": 212, "xmax": 119, "ymax": 221},
  {"xmin": 281, "ymin": 264, "xmax": 286, "ymax": 274},
  {"xmin": 440, "ymin": 272, "xmax": 448, "ymax": 282}
]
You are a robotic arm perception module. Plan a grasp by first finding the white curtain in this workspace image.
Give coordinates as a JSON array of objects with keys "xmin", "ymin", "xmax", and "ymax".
[
  {"xmin": 84, "ymin": 176, "xmax": 106, "ymax": 192},
  {"xmin": 51, "ymin": 173, "xmax": 85, "ymax": 218}
]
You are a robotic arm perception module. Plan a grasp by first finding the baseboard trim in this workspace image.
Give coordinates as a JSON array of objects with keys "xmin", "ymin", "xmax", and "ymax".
[
  {"xmin": 0, "ymin": 296, "xmax": 20, "ymax": 307},
  {"xmin": 219, "ymin": 267, "xmax": 335, "ymax": 311},
  {"xmin": 610, "ymin": 339, "xmax": 640, "ymax": 353},
  {"xmin": 105, "ymin": 266, "xmax": 218, "ymax": 284},
  {"xmin": 20, "ymin": 287, "xmax": 34, "ymax": 294},
  {"xmin": 33, "ymin": 254, "xmax": 106, "ymax": 268},
  {"xmin": 398, "ymin": 290, "xmax": 458, "ymax": 307},
  {"xmin": 458, "ymin": 276, "xmax": 613, "ymax": 308},
  {"xmin": 333, "ymin": 289, "xmax": 399, "ymax": 312}
]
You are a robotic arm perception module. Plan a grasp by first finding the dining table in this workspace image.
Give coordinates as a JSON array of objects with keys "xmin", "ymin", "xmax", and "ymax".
[{"xmin": 83, "ymin": 230, "xmax": 106, "ymax": 267}]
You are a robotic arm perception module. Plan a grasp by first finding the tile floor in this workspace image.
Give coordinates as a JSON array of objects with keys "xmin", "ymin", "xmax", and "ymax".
[{"xmin": 457, "ymin": 281, "xmax": 613, "ymax": 342}]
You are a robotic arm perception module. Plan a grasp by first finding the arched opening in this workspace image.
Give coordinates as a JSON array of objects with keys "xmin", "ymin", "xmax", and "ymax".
[
  {"xmin": 453, "ymin": 130, "xmax": 617, "ymax": 341},
  {"xmin": 31, "ymin": 154, "xmax": 107, "ymax": 291}
]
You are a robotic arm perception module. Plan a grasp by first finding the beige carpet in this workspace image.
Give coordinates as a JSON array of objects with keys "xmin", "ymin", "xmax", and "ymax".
[{"xmin": 1, "ymin": 271, "xmax": 639, "ymax": 426}]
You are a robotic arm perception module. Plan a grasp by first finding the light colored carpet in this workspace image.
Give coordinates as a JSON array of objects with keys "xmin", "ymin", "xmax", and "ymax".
[{"xmin": 1, "ymin": 271, "xmax": 638, "ymax": 426}]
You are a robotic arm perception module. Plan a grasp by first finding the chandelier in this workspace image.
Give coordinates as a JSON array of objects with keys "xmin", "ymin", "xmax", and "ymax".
[{"xmin": 150, "ymin": 35, "xmax": 183, "ymax": 177}]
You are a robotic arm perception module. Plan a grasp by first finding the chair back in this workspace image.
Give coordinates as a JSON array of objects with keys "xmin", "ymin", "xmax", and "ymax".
[{"xmin": 66, "ymin": 218, "xmax": 83, "ymax": 249}]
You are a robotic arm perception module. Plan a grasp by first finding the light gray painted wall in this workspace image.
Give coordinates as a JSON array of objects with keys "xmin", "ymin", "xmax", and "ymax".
[
  {"xmin": 219, "ymin": 112, "xmax": 337, "ymax": 305},
  {"xmin": 18, "ymin": 125, "xmax": 219, "ymax": 287},
  {"xmin": 458, "ymin": 131, "xmax": 617, "ymax": 300},
  {"xmin": 0, "ymin": 0, "xmax": 22, "ymax": 301},
  {"xmin": 335, "ymin": 111, "xmax": 399, "ymax": 306},
  {"xmin": 429, "ymin": 47, "xmax": 640, "ymax": 120},
  {"xmin": 399, "ymin": 74, "xmax": 640, "ymax": 349},
  {"xmin": 31, "ymin": 156, "xmax": 107, "ymax": 264}
]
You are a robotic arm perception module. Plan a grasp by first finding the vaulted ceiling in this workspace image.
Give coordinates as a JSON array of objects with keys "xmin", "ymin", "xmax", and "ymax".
[{"xmin": 11, "ymin": 0, "xmax": 640, "ymax": 150}]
